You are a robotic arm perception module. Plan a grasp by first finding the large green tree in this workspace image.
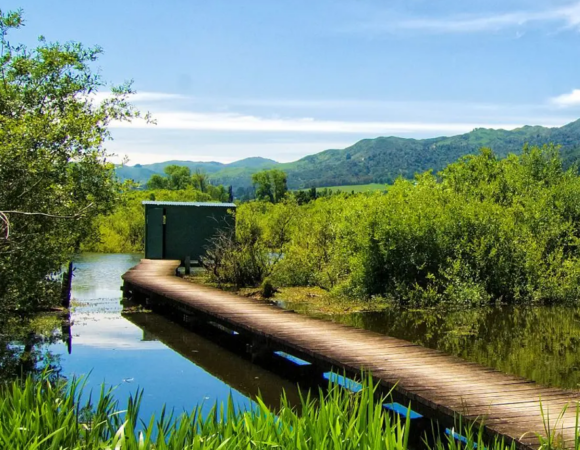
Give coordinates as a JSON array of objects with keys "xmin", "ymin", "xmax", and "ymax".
[
  {"xmin": 0, "ymin": 9, "xmax": 146, "ymax": 311},
  {"xmin": 252, "ymin": 169, "xmax": 288, "ymax": 203},
  {"xmin": 145, "ymin": 166, "xmax": 230, "ymax": 201}
]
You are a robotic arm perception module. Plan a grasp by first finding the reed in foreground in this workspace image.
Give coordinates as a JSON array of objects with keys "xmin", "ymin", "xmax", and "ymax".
[{"xmin": 0, "ymin": 374, "xmax": 519, "ymax": 450}]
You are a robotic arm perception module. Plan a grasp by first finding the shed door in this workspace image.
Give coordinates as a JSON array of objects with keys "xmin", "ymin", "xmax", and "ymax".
[{"xmin": 146, "ymin": 207, "xmax": 164, "ymax": 259}]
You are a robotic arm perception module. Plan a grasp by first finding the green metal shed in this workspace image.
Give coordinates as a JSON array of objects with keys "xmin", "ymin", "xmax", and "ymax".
[{"xmin": 143, "ymin": 201, "xmax": 236, "ymax": 263}]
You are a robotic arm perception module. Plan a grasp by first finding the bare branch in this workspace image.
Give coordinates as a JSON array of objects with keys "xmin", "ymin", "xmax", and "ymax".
[
  {"xmin": 1, "ymin": 202, "xmax": 94, "ymax": 220},
  {"xmin": 0, "ymin": 211, "xmax": 10, "ymax": 239}
]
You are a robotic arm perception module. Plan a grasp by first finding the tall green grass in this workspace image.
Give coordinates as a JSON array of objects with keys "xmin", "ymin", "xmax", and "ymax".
[{"xmin": 0, "ymin": 374, "xmax": 522, "ymax": 450}]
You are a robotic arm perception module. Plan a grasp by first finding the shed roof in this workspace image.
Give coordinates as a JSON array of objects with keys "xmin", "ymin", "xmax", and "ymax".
[{"xmin": 142, "ymin": 201, "xmax": 236, "ymax": 208}]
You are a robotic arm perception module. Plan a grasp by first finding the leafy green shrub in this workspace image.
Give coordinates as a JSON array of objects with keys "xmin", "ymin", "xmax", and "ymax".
[
  {"xmin": 214, "ymin": 145, "xmax": 580, "ymax": 306},
  {"xmin": 202, "ymin": 202, "xmax": 273, "ymax": 287}
]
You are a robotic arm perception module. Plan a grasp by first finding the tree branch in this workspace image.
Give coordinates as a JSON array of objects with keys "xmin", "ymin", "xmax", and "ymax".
[
  {"xmin": 1, "ymin": 202, "xmax": 94, "ymax": 220},
  {"xmin": 0, "ymin": 211, "xmax": 10, "ymax": 239}
]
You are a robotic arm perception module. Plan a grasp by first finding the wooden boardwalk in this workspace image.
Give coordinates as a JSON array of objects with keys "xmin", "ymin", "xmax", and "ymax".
[{"xmin": 122, "ymin": 259, "xmax": 580, "ymax": 449}]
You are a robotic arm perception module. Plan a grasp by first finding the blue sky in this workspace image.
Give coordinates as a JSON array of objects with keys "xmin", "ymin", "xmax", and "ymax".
[{"xmin": 4, "ymin": 0, "xmax": 580, "ymax": 164}]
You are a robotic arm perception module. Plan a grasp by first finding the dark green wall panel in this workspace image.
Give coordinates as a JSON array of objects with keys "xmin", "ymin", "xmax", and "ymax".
[
  {"xmin": 145, "ymin": 207, "xmax": 164, "ymax": 259},
  {"xmin": 144, "ymin": 204, "xmax": 235, "ymax": 263}
]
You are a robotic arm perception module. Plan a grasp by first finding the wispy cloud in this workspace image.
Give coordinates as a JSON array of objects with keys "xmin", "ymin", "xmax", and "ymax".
[
  {"xmin": 551, "ymin": 89, "xmax": 580, "ymax": 107},
  {"xmin": 104, "ymin": 92, "xmax": 578, "ymax": 165},
  {"xmin": 112, "ymin": 110, "xmax": 529, "ymax": 134},
  {"xmin": 70, "ymin": 313, "xmax": 165, "ymax": 350},
  {"xmin": 130, "ymin": 92, "xmax": 186, "ymax": 102},
  {"xmin": 87, "ymin": 91, "xmax": 185, "ymax": 104},
  {"xmin": 357, "ymin": 1, "xmax": 580, "ymax": 34},
  {"xmin": 560, "ymin": 1, "xmax": 580, "ymax": 29},
  {"xmin": 107, "ymin": 140, "xmax": 355, "ymax": 165},
  {"xmin": 399, "ymin": 11, "xmax": 538, "ymax": 33}
]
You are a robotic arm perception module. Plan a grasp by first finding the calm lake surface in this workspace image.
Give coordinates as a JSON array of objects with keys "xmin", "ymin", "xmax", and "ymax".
[
  {"xmin": 6, "ymin": 252, "xmax": 580, "ymax": 416},
  {"xmin": 284, "ymin": 301, "xmax": 580, "ymax": 390},
  {"xmin": 35, "ymin": 253, "xmax": 302, "ymax": 419}
]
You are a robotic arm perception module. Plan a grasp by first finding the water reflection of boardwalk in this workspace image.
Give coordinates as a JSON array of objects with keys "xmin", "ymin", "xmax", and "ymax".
[
  {"xmin": 122, "ymin": 311, "xmax": 304, "ymax": 409},
  {"xmin": 123, "ymin": 259, "xmax": 580, "ymax": 450}
]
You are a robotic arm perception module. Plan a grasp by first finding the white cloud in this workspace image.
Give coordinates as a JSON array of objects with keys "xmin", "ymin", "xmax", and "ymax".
[
  {"xmin": 70, "ymin": 313, "xmax": 165, "ymax": 350},
  {"xmin": 560, "ymin": 2, "xmax": 580, "ymax": 29},
  {"xmin": 112, "ymin": 110, "xmax": 526, "ymax": 134},
  {"xmin": 101, "ymin": 94, "xmax": 577, "ymax": 164},
  {"xmin": 551, "ymin": 89, "xmax": 580, "ymax": 107},
  {"xmin": 400, "ymin": 11, "xmax": 537, "ymax": 33},
  {"xmin": 359, "ymin": 1, "xmax": 580, "ymax": 34},
  {"xmin": 108, "ymin": 140, "xmax": 354, "ymax": 165},
  {"xmin": 130, "ymin": 92, "xmax": 186, "ymax": 102}
]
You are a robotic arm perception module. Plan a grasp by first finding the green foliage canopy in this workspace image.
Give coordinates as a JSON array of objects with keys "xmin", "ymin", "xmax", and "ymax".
[
  {"xmin": 207, "ymin": 145, "xmax": 580, "ymax": 307},
  {"xmin": 252, "ymin": 169, "xmax": 288, "ymax": 203},
  {"xmin": 0, "ymin": 9, "xmax": 145, "ymax": 311},
  {"xmin": 146, "ymin": 166, "xmax": 229, "ymax": 200}
]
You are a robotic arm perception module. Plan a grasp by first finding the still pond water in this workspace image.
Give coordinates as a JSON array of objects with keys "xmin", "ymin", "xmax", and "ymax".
[
  {"xmin": 7, "ymin": 252, "xmax": 580, "ymax": 418},
  {"xmin": 287, "ymin": 301, "xmax": 580, "ymax": 390},
  {"xmin": 29, "ymin": 253, "xmax": 302, "ymax": 419}
]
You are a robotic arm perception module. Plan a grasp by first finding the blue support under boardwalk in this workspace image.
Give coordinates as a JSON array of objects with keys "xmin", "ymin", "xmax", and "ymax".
[
  {"xmin": 383, "ymin": 402, "xmax": 423, "ymax": 420},
  {"xmin": 273, "ymin": 351, "xmax": 312, "ymax": 366},
  {"xmin": 208, "ymin": 321, "xmax": 239, "ymax": 336},
  {"xmin": 323, "ymin": 372, "xmax": 363, "ymax": 393}
]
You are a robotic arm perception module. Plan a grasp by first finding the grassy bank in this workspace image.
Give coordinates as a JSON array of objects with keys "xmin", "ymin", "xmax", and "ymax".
[
  {"xmin": 187, "ymin": 272, "xmax": 390, "ymax": 314},
  {"xmin": 1, "ymin": 374, "xmax": 519, "ymax": 450}
]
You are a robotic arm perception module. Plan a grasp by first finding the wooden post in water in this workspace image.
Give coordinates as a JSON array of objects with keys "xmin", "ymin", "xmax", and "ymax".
[
  {"xmin": 61, "ymin": 311, "xmax": 72, "ymax": 354},
  {"xmin": 61, "ymin": 261, "xmax": 73, "ymax": 309},
  {"xmin": 184, "ymin": 255, "xmax": 191, "ymax": 275}
]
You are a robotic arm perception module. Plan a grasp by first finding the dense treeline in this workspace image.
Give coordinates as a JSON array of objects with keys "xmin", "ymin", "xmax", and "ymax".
[
  {"xmin": 252, "ymin": 168, "xmax": 288, "ymax": 203},
  {"xmin": 203, "ymin": 145, "xmax": 580, "ymax": 306},
  {"xmin": 146, "ymin": 164, "xmax": 233, "ymax": 201},
  {"xmin": 85, "ymin": 173, "xmax": 352, "ymax": 253}
]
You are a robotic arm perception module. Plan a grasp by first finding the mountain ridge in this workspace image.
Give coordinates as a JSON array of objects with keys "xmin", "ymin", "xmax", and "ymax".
[
  {"xmin": 116, "ymin": 157, "xmax": 278, "ymax": 185},
  {"xmin": 116, "ymin": 119, "xmax": 580, "ymax": 190}
]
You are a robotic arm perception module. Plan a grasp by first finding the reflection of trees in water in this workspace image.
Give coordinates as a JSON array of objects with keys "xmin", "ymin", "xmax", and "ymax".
[
  {"xmin": 0, "ymin": 314, "xmax": 65, "ymax": 381},
  {"xmin": 335, "ymin": 306, "xmax": 580, "ymax": 389}
]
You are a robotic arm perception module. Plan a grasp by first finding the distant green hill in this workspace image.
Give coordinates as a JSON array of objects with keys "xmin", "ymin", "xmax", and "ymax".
[
  {"xmin": 116, "ymin": 157, "xmax": 278, "ymax": 185},
  {"xmin": 278, "ymin": 120, "xmax": 580, "ymax": 188},
  {"xmin": 116, "ymin": 119, "xmax": 580, "ymax": 189}
]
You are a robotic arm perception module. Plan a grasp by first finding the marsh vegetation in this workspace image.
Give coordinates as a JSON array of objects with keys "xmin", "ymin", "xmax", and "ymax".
[{"xmin": 202, "ymin": 145, "xmax": 580, "ymax": 307}]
